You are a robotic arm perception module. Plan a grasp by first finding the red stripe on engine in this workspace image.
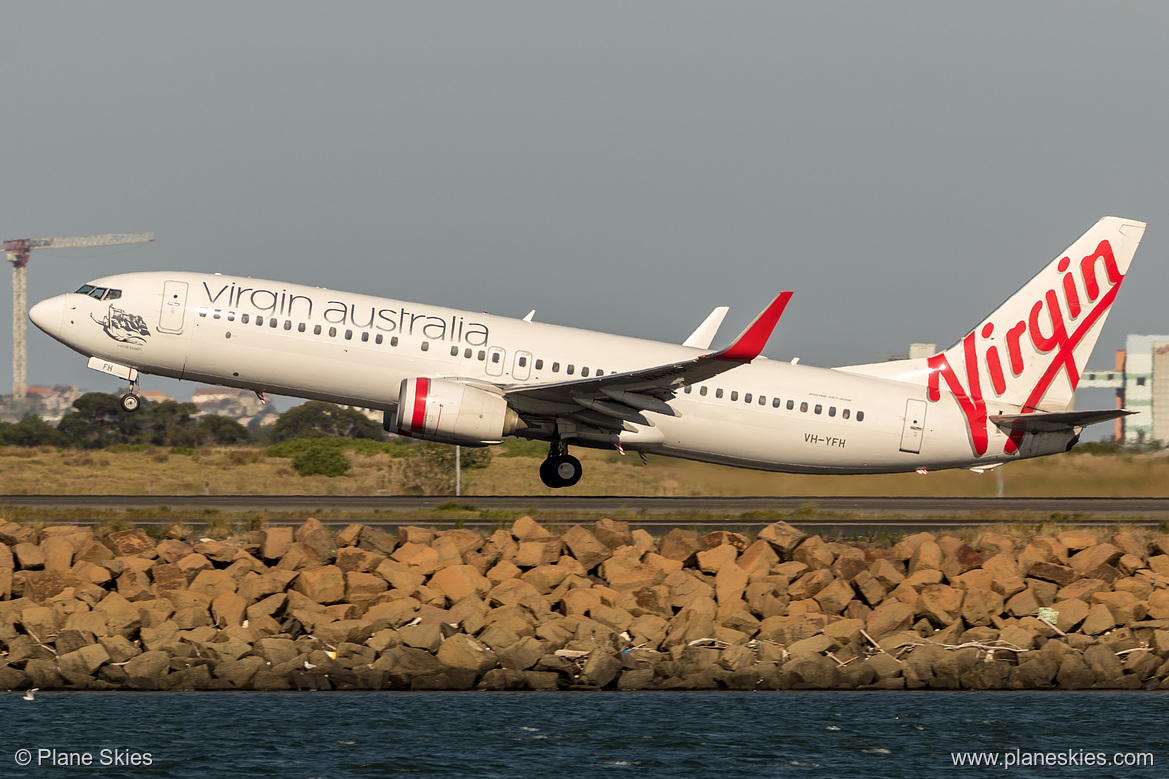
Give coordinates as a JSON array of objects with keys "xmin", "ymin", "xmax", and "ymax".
[{"xmin": 410, "ymin": 377, "xmax": 429, "ymax": 433}]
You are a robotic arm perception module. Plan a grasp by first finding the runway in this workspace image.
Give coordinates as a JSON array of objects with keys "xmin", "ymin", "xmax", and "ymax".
[{"xmin": 3, "ymin": 494, "xmax": 1168, "ymax": 532}]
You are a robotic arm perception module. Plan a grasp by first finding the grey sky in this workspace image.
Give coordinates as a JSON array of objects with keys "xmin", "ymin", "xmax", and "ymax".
[{"xmin": 4, "ymin": 2, "xmax": 1165, "ymax": 421}]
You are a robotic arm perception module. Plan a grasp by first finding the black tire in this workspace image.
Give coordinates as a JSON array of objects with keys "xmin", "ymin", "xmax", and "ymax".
[
  {"xmin": 539, "ymin": 457, "xmax": 563, "ymax": 488},
  {"xmin": 119, "ymin": 393, "xmax": 140, "ymax": 413}
]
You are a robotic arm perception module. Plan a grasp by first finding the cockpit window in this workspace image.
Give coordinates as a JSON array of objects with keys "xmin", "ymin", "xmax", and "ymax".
[{"xmin": 73, "ymin": 285, "xmax": 122, "ymax": 301}]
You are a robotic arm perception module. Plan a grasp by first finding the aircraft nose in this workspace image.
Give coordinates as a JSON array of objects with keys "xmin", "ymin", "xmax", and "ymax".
[{"xmin": 28, "ymin": 295, "xmax": 66, "ymax": 337}]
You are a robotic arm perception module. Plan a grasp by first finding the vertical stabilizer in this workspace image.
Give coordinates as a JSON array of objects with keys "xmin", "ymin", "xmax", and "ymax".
[{"xmin": 927, "ymin": 216, "xmax": 1145, "ymax": 453}]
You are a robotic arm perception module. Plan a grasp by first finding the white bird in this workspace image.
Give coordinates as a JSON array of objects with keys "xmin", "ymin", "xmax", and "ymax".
[
  {"xmin": 303, "ymin": 661, "xmax": 317, "ymax": 670},
  {"xmin": 23, "ymin": 688, "xmax": 38, "ymax": 701}
]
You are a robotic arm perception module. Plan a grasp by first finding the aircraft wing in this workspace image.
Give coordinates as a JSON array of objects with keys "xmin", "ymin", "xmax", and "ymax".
[
  {"xmin": 989, "ymin": 408, "xmax": 1135, "ymax": 433},
  {"xmin": 500, "ymin": 292, "xmax": 792, "ymax": 433}
]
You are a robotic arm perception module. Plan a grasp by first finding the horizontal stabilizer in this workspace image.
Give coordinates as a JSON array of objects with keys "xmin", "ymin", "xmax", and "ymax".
[{"xmin": 990, "ymin": 408, "xmax": 1134, "ymax": 433}]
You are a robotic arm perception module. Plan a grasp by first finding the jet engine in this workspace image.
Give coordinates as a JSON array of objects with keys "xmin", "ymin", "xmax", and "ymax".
[{"xmin": 395, "ymin": 377, "xmax": 521, "ymax": 445}]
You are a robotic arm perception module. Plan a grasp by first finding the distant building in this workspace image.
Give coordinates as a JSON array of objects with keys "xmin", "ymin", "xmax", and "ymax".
[
  {"xmin": 139, "ymin": 390, "xmax": 174, "ymax": 405},
  {"xmin": 192, "ymin": 387, "xmax": 266, "ymax": 417},
  {"xmin": 192, "ymin": 386, "xmax": 281, "ymax": 426},
  {"xmin": 0, "ymin": 385, "xmax": 83, "ymax": 424},
  {"xmin": 1081, "ymin": 335, "xmax": 1169, "ymax": 445}
]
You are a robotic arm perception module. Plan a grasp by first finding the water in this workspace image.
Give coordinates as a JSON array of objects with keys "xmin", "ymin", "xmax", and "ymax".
[{"xmin": 2, "ymin": 691, "xmax": 1167, "ymax": 778}]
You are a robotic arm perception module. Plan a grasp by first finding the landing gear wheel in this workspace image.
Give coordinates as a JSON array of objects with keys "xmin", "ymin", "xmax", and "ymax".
[
  {"xmin": 119, "ymin": 393, "xmax": 141, "ymax": 413},
  {"xmin": 540, "ymin": 454, "xmax": 583, "ymax": 488},
  {"xmin": 553, "ymin": 455, "xmax": 582, "ymax": 487}
]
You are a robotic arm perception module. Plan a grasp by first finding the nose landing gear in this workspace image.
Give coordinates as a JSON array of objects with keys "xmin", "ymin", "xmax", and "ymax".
[
  {"xmin": 539, "ymin": 440, "xmax": 582, "ymax": 488},
  {"xmin": 119, "ymin": 378, "xmax": 142, "ymax": 413}
]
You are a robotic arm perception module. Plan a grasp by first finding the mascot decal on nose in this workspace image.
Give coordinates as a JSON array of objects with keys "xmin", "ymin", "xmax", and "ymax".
[{"xmin": 93, "ymin": 305, "xmax": 151, "ymax": 345}]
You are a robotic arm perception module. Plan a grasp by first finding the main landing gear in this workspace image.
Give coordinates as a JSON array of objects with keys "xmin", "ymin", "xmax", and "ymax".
[{"xmin": 540, "ymin": 440, "xmax": 582, "ymax": 488}]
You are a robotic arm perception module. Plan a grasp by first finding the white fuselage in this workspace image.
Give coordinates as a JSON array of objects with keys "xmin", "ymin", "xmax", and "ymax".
[{"xmin": 30, "ymin": 271, "xmax": 1070, "ymax": 474}]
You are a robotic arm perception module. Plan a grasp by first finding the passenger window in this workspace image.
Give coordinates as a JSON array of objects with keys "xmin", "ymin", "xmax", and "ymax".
[
  {"xmin": 478, "ymin": 350, "xmax": 485, "ymax": 361},
  {"xmin": 228, "ymin": 312, "xmax": 236, "ymax": 322},
  {"xmin": 269, "ymin": 318, "xmax": 277, "ymax": 328},
  {"xmin": 814, "ymin": 404, "xmax": 822, "ymax": 415},
  {"xmin": 843, "ymin": 409, "xmax": 850, "ymax": 419},
  {"xmin": 596, "ymin": 369, "xmax": 604, "ymax": 377},
  {"xmin": 535, "ymin": 359, "xmax": 544, "ymax": 369},
  {"xmin": 773, "ymin": 397, "xmax": 781, "ymax": 408},
  {"xmin": 241, "ymin": 313, "xmax": 249, "ymax": 324},
  {"xmin": 391, "ymin": 337, "xmax": 399, "ymax": 347},
  {"xmin": 567, "ymin": 365, "xmax": 574, "ymax": 375},
  {"xmin": 255, "ymin": 316, "xmax": 263, "ymax": 326},
  {"xmin": 450, "ymin": 346, "xmax": 459, "ymax": 356},
  {"xmin": 296, "ymin": 322, "xmax": 303, "ymax": 332},
  {"xmin": 744, "ymin": 393, "xmax": 751, "ymax": 403},
  {"xmin": 313, "ymin": 324, "xmax": 321, "ymax": 335},
  {"xmin": 787, "ymin": 400, "xmax": 795, "ymax": 410},
  {"xmin": 700, "ymin": 386, "xmax": 708, "ymax": 396},
  {"xmin": 828, "ymin": 406, "xmax": 836, "ymax": 417},
  {"xmin": 552, "ymin": 362, "xmax": 560, "ymax": 372},
  {"xmin": 857, "ymin": 411, "xmax": 865, "ymax": 422},
  {"xmin": 466, "ymin": 348, "xmax": 473, "ymax": 359},
  {"xmin": 684, "ymin": 386, "xmax": 692, "ymax": 394},
  {"xmin": 519, "ymin": 356, "xmax": 528, "ymax": 367},
  {"xmin": 328, "ymin": 327, "xmax": 336, "ymax": 337},
  {"xmin": 758, "ymin": 396, "xmax": 766, "ymax": 406},
  {"xmin": 285, "ymin": 320, "xmax": 293, "ymax": 331},
  {"xmin": 213, "ymin": 311, "xmax": 221, "ymax": 320},
  {"xmin": 422, "ymin": 341, "xmax": 429, "ymax": 351},
  {"xmin": 800, "ymin": 402, "xmax": 808, "ymax": 412},
  {"xmin": 376, "ymin": 334, "xmax": 383, "ymax": 344},
  {"xmin": 715, "ymin": 388, "xmax": 723, "ymax": 399},
  {"xmin": 343, "ymin": 329, "xmax": 352, "ymax": 340},
  {"xmin": 581, "ymin": 366, "xmax": 588, "ymax": 377},
  {"xmin": 361, "ymin": 332, "xmax": 369, "ymax": 342},
  {"xmin": 730, "ymin": 391, "xmax": 738, "ymax": 401}
]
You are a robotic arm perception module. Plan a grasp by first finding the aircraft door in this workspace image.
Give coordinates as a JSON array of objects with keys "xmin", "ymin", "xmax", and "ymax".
[
  {"xmin": 513, "ymin": 350, "xmax": 532, "ymax": 381},
  {"xmin": 899, "ymin": 398, "xmax": 927, "ymax": 454},
  {"xmin": 485, "ymin": 346, "xmax": 506, "ymax": 377},
  {"xmin": 158, "ymin": 280, "xmax": 188, "ymax": 334}
]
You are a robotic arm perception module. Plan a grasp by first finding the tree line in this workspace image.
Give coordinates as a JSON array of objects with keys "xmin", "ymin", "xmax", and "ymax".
[{"xmin": 0, "ymin": 394, "xmax": 387, "ymax": 449}]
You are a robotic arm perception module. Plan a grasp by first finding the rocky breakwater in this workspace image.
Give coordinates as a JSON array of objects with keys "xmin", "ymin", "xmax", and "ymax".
[{"xmin": 3, "ymin": 516, "xmax": 1169, "ymax": 691}]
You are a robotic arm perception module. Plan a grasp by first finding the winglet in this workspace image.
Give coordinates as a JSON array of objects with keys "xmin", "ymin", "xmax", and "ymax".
[
  {"xmin": 712, "ymin": 291, "xmax": 792, "ymax": 363},
  {"xmin": 683, "ymin": 306, "xmax": 729, "ymax": 349}
]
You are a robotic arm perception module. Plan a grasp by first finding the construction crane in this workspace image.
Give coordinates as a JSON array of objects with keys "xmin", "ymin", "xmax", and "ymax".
[{"xmin": 5, "ymin": 233, "xmax": 155, "ymax": 402}]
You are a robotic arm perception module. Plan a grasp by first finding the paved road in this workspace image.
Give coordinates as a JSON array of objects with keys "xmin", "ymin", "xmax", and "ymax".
[
  {"xmin": 3, "ymin": 494, "xmax": 1168, "ymax": 531},
  {"xmin": 3, "ymin": 494, "xmax": 1169, "ymax": 513}
]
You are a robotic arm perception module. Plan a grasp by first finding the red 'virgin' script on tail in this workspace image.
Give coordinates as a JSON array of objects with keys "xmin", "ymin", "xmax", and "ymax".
[{"xmin": 927, "ymin": 240, "xmax": 1123, "ymax": 457}]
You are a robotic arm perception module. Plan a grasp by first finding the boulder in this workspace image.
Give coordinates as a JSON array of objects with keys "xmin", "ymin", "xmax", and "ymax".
[
  {"xmin": 292, "ymin": 565, "xmax": 346, "ymax": 605},
  {"xmin": 429, "ymin": 565, "xmax": 491, "ymax": 602},
  {"xmin": 562, "ymin": 525, "xmax": 612, "ymax": 570},
  {"xmin": 103, "ymin": 528, "xmax": 157, "ymax": 558},
  {"xmin": 659, "ymin": 529, "xmax": 703, "ymax": 563},
  {"xmin": 745, "ymin": 523, "xmax": 803, "ymax": 562}
]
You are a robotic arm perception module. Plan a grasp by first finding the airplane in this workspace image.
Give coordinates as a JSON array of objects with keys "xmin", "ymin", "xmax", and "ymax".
[{"xmin": 28, "ymin": 216, "xmax": 1145, "ymax": 489}]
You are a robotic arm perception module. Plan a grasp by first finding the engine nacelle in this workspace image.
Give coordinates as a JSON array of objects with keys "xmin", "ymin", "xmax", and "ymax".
[{"xmin": 395, "ymin": 377, "xmax": 521, "ymax": 445}]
